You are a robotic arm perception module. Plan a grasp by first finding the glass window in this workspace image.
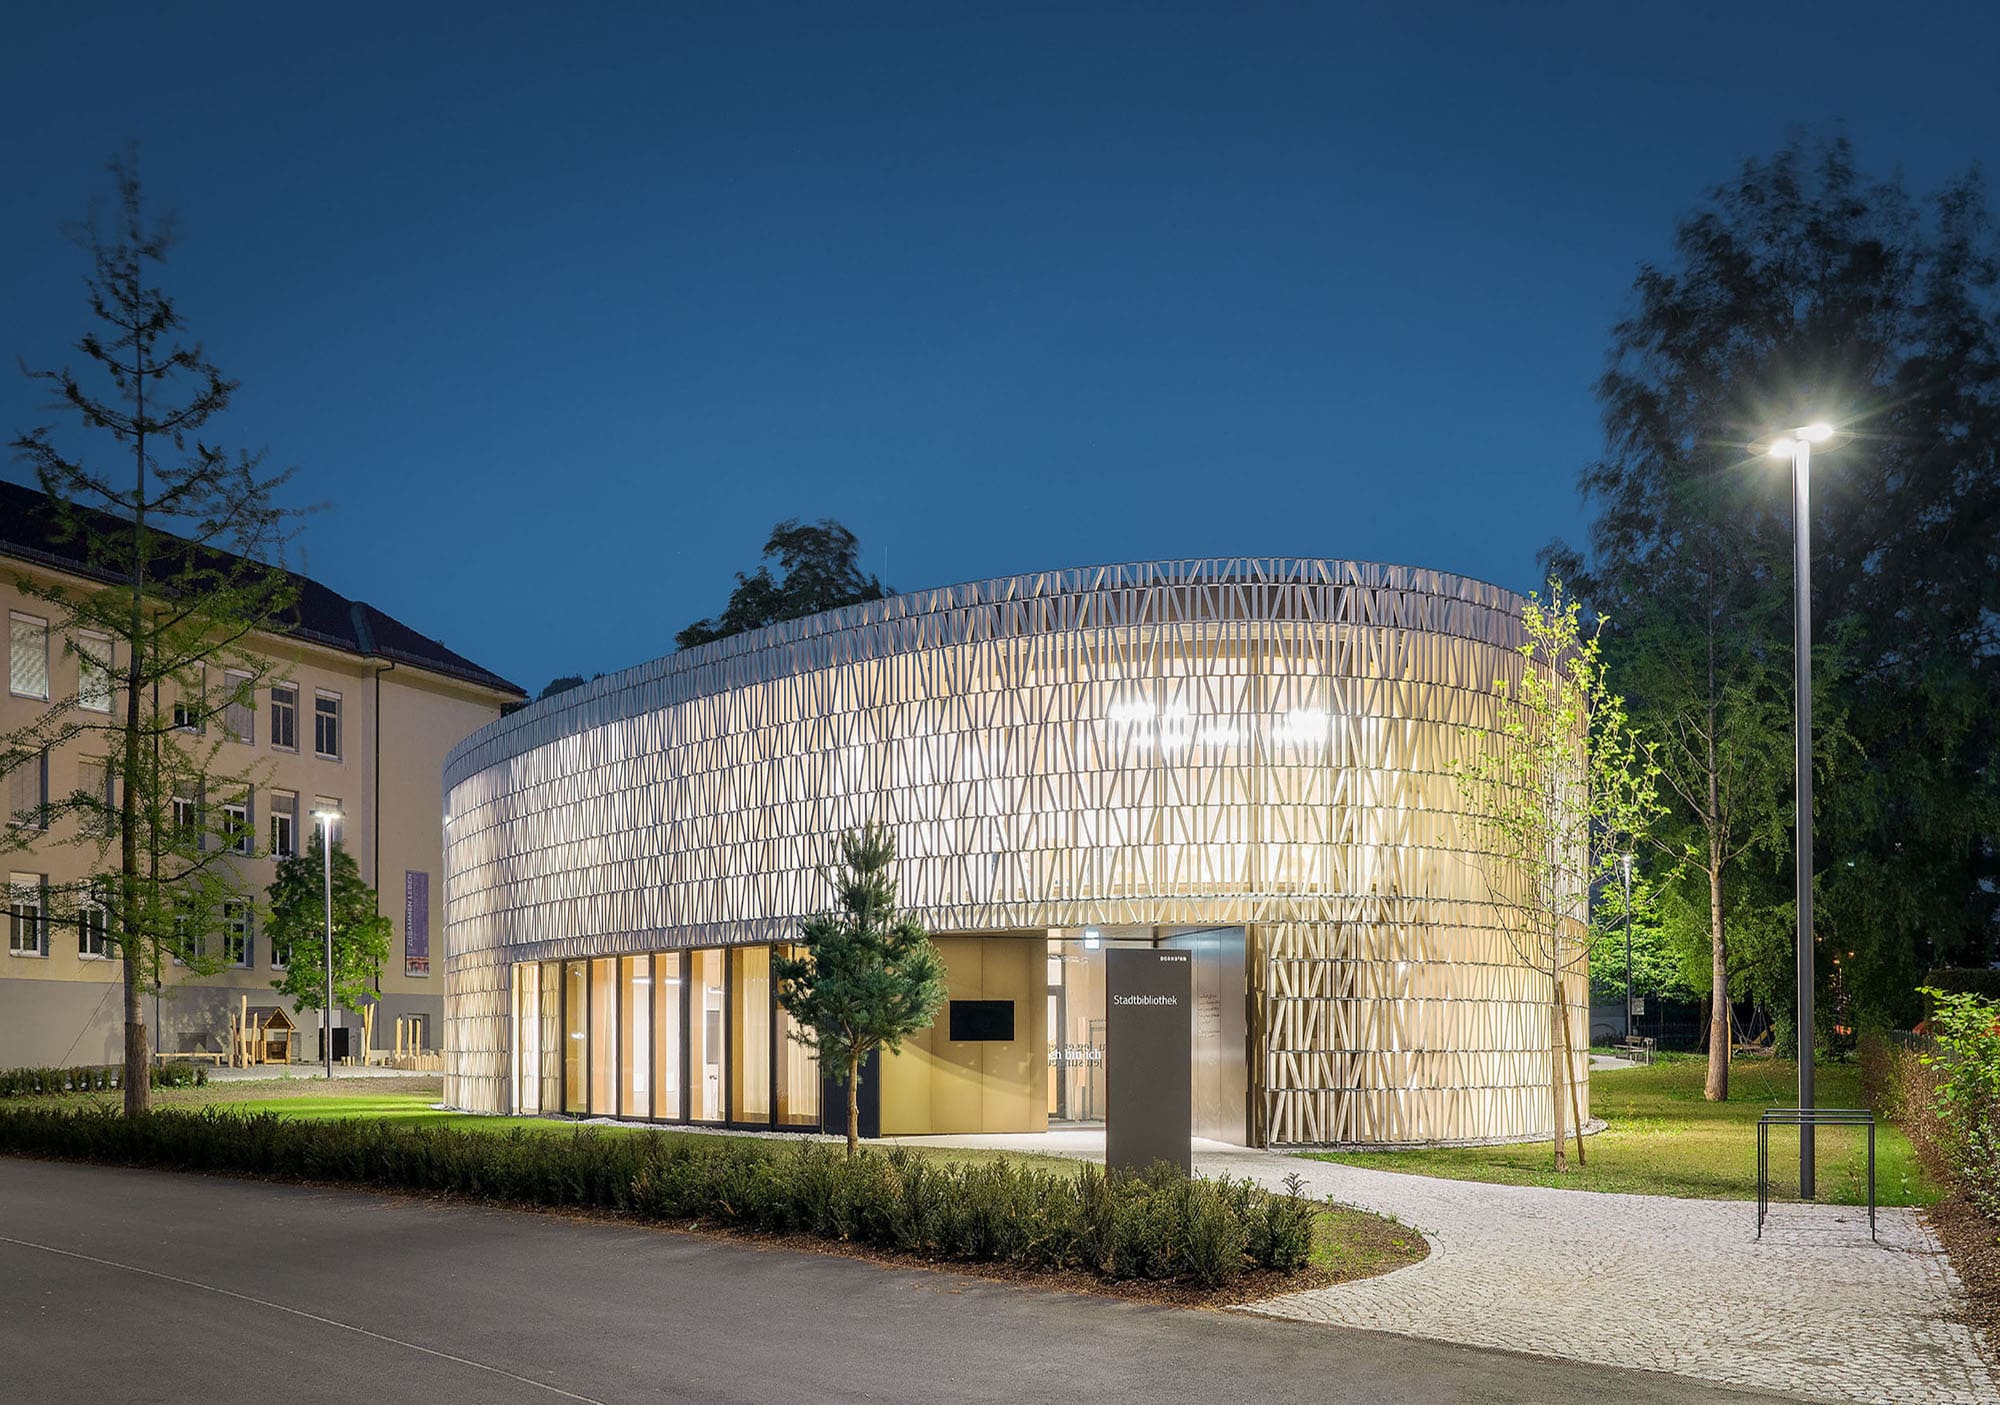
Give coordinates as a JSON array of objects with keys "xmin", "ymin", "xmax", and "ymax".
[
  {"xmin": 173, "ymin": 669, "xmax": 204, "ymax": 733},
  {"xmin": 78, "ymin": 891, "xmax": 111, "ymax": 959},
  {"xmin": 77, "ymin": 633, "xmax": 112, "ymax": 713},
  {"xmin": 540, "ymin": 962, "xmax": 563, "ymax": 1114},
  {"xmin": 223, "ymin": 670, "xmax": 255, "ymax": 742},
  {"xmin": 314, "ymin": 692, "xmax": 341, "ymax": 759},
  {"xmin": 513, "ymin": 964, "xmax": 542, "ymax": 1116},
  {"xmin": 563, "ymin": 961, "xmax": 588, "ymax": 1114},
  {"xmin": 775, "ymin": 945, "xmax": 819, "ymax": 1127},
  {"xmin": 620, "ymin": 955, "xmax": 650, "ymax": 1118},
  {"xmin": 652, "ymin": 951, "xmax": 684, "ymax": 1121},
  {"xmin": 222, "ymin": 901, "xmax": 250, "ymax": 967},
  {"xmin": 9, "ymin": 614, "xmax": 48, "ymax": 700},
  {"xmin": 8, "ymin": 749, "xmax": 47, "ymax": 830},
  {"xmin": 690, "ymin": 948, "xmax": 727, "ymax": 1122},
  {"xmin": 730, "ymin": 946, "xmax": 771, "ymax": 1126},
  {"xmin": 8, "ymin": 874, "xmax": 45, "ymax": 957},
  {"xmin": 223, "ymin": 794, "xmax": 252, "ymax": 855},
  {"xmin": 270, "ymin": 686, "xmax": 298, "ymax": 751},
  {"xmin": 589, "ymin": 956, "xmax": 616, "ymax": 1115},
  {"xmin": 270, "ymin": 791, "xmax": 298, "ymax": 858}
]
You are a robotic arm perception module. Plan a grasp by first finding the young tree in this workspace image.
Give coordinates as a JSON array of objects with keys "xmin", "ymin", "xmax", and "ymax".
[
  {"xmin": 676, "ymin": 519, "xmax": 888, "ymax": 650},
  {"xmin": 774, "ymin": 825, "xmax": 946, "ymax": 1156},
  {"xmin": 1454, "ymin": 582, "xmax": 1661, "ymax": 1172},
  {"xmin": 266, "ymin": 831, "xmax": 392, "ymax": 1025},
  {"xmin": 5, "ymin": 153, "xmax": 298, "ymax": 1116}
]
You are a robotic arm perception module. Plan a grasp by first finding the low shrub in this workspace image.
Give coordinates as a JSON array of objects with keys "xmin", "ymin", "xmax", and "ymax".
[
  {"xmin": 0, "ymin": 1107, "xmax": 1319, "ymax": 1289},
  {"xmin": 1915, "ymin": 988, "xmax": 2000, "ymax": 1220},
  {"xmin": 0, "ymin": 1062, "xmax": 208, "ymax": 1097}
]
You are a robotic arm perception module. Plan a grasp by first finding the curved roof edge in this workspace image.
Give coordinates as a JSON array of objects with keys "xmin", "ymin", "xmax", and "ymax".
[{"xmin": 445, "ymin": 555, "xmax": 1530, "ymax": 792}]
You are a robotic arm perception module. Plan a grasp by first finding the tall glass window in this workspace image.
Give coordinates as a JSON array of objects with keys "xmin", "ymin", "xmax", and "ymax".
[
  {"xmin": 690, "ymin": 948, "xmax": 727, "ymax": 1122},
  {"xmin": 563, "ymin": 961, "xmax": 587, "ymax": 1114},
  {"xmin": 652, "ymin": 951, "xmax": 684, "ymax": 1121},
  {"xmin": 730, "ymin": 946, "xmax": 772, "ymax": 1125},
  {"xmin": 540, "ymin": 962, "xmax": 563, "ymax": 1113},
  {"xmin": 774, "ymin": 945, "xmax": 819, "ymax": 1127},
  {"xmin": 620, "ymin": 955, "xmax": 650, "ymax": 1118},
  {"xmin": 589, "ymin": 957, "xmax": 617, "ymax": 1115},
  {"xmin": 514, "ymin": 964, "xmax": 542, "ymax": 1115}
]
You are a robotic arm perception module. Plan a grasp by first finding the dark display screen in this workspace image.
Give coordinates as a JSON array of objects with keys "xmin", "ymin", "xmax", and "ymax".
[{"xmin": 949, "ymin": 999, "xmax": 1015, "ymax": 1042}]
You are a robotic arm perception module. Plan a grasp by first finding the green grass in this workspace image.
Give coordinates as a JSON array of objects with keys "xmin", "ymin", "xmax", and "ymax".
[{"xmin": 1303, "ymin": 1056, "xmax": 1942, "ymax": 1206}]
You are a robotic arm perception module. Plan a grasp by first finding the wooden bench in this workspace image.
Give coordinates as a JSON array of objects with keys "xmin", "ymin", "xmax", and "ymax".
[{"xmin": 1612, "ymin": 1035, "xmax": 1655, "ymax": 1065}]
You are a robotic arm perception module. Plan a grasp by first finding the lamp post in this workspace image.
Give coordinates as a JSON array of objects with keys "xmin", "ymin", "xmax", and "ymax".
[
  {"xmin": 1619, "ymin": 853, "xmax": 1635, "ymax": 1040},
  {"xmin": 313, "ymin": 809, "xmax": 341, "ymax": 1080},
  {"xmin": 1766, "ymin": 422, "xmax": 1833, "ymax": 1200}
]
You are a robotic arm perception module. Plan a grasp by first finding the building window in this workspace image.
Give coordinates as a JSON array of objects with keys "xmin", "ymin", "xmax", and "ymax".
[
  {"xmin": 80, "ymin": 759, "xmax": 117, "ymax": 838},
  {"xmin": 222, "ymin": 794, "xmax": 252, "ymax": 855},
  {"xmin": 78, "ymin": 896, "xmax": 111, "ymax": 959},
  {"xmin": 172, "ymin": 668, "xmax": 204, "ymax": 734},
  {"xmin": 8, "ymin": 875, "xmax": 46, "ymax": 957},
  {"xmin": 77, "ymin": 633, "xmax": 112, "ymax": 714},
  {"xmin": 171, "ymin": 795, "xmax": 200, "ymax": 848},
  {"xmin": 269, "ymin": 922, "xmax": 292, "ymax": 970},
  {"xmin": 270, "ymin": 790, "xmax": 298, "ymax": 859},
  {"xmin": 270, "ymin": 686, "xmax": 298, "ymax": 751},
  {"xmin": 620, "ymin": 954, "xmax": 650, "ymax": 1119},
  {"xmin": 730, "ymin": 946, "xmax": 772, "ymax": 1125},
  {"xmin": 222, "ymin": 901, "xmax": 250, "ymax": 967},
  {"xmin": 9, "ymin": 614, "xmax": 48, "ymax": 701},
  {"xmin": 314, "ymin": 692, "xmax": 341, "ymax": 760},
  {"xmin": 223, "ymin": 670, "xmax": 255, "ymax": 743},
  {"xmin": 691, "ymin": 948, "xmax": 727, "ymax": 1122},
  {"xmin": 651, "ymin": 951, "xmax": 684, "ymax": 1121},
  {"xmin": 168, "ymin": 914, "xmax": 193, "ymax": 967},
  {"xmin": 8, "ymin": 749, "xmax": 48, "ymax": 830},
  {"xmin": 563, "ymin": 961, "xmax": 588, "ymax": 1115}
]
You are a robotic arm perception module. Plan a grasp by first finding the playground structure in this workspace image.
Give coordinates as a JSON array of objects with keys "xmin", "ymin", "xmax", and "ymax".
[{"xmin": 193, "ymin": 997, "xmax": 441, "ymax": 1072}]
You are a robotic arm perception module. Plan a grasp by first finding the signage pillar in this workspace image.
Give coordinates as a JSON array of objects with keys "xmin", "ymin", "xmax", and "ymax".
[{"xmin": 1105, "ymin": 947, "xmax": 1192, "ymax": 1175}]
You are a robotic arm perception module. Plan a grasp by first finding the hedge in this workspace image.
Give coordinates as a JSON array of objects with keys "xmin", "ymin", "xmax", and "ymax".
[
  {"xmin": 0, "ymin": 1062, "xmax": 208, "ymax": 1097},
  {"xmin": 0, "ymin": 1108, "xmax": 1317, "ymax": 1288}
]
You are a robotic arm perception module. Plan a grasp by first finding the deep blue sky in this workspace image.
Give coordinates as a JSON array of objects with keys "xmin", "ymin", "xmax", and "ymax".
[{"xmin": 4, "ymin": 3, "xmax": 1995, "ymax": 697}]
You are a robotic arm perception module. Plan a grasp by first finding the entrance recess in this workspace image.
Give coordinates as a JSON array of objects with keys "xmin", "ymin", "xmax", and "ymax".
[{"xmin": 1045, "ymin": 927, "xmax": 1248, "ymax": 1146}]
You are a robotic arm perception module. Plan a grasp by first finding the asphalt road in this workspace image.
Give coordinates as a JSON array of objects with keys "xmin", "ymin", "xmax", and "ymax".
[{"xmin": 0, "ymin": 1158, "xmax": 1806, "ymax": 1405}]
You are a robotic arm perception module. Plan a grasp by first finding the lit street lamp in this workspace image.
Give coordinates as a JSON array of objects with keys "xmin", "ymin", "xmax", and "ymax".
[
  {"xmin": 1765, "ymin": 421, "xmax": 1833, "ymax": 1200},
  {"xmin": 313, "ymin": 808, "xmax": 342, "ymax": 1080}
]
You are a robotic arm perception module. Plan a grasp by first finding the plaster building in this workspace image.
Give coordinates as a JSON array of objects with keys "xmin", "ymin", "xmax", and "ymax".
[
  {"xmin": 442, "ymin": 557, "xmax": 1587, "ymax": 1148},
  {"xmin": 1, "ymin": 481, "xmax": 524, "ymax": 1068}
]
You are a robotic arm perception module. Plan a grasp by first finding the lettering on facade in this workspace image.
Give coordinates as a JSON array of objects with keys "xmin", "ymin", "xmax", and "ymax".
[{"xmin": 404, "ymin": 871, "xmax": 430, "ymax": 977}]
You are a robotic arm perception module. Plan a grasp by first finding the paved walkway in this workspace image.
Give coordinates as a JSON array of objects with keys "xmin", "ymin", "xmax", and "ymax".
[{"xmin": 901, "ymin": 1130, "xmax": 1999, "ymax": 1405}]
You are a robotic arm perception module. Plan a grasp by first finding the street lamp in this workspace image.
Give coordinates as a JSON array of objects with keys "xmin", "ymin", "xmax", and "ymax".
[
  {"xmin": 1765, "ymin": 420, "xmax": 1833, "ymax": 1199},
  {"xmin": 1619, "ymin": 854, "xmax": 1635, "ymax": 1040},
  {"xmin": 313, "ymin": 808, "xmax": 341, "ymax": 1080}
]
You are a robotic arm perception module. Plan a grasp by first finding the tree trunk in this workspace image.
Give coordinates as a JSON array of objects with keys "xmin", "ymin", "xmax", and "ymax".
[
  {"xmin": 1705, "ymin": 844, "xmax": 1730, "ymax": 1101},
  {"xmin": 1549, "ymin": 954, "xmax": 1569, "ymax": 1173},
  {"xmin": 845, "ymin": 1050, "xmax": 860, "ymax": 1158},
  {"xmin": 120, "ymin": 418, "xmax": 151, "ymax": 1119},
  {"xmin": 1563, "ymin": 995, "xmax": 1586, "ymax": 1166}
]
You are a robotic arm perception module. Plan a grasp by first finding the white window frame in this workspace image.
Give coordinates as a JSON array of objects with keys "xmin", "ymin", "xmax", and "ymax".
[
  {"xmin": 270, "ymin": 685, "xmax": 298, "ymax": 752},
  {"xmin": 223, "ymin": 669, "xmax": 255, "ymax": 743},
  {"xmin": 222, "ymin": 900, "xmax": 251, "ymax": 968},
  {"xmin": 172, "ymin": 795, "xmax": 200, "ymax": 848},
  {"xmin": 78, "ymin": 897, "xmax": 111, "ymax": 960},
  {"xmin": 270, "ymin": 790, "xmax": 298, "ymax": 860},
  {"xmin": 223, "ymin": 793, "xmax": 253, "ymax": 856},
  {"xmin": 8, "ymin": 874, "xmax": 46, "ymax": 958},
  {"xmin": 77, "ymin": 632, "xmax": 112, "ymax": 714},
  {"xmin": 10, "ymin": 613, "xmax": 49, "ymax": 701},
  {"xmin": 8, "ymin": 749, "xmax": 48, "ymax": 831},
  {"xmin": 314, "ymin": 690, "xmax": 342, "ymax": 761}
]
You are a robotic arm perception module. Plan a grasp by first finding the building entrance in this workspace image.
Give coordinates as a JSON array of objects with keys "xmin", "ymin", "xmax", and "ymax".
[{"xmin": 1044, "ymin": 927, "xmax": 1247, "ymax": 1145}]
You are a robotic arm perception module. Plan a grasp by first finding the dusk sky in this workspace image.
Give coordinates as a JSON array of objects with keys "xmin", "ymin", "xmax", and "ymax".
[{"xmin": 4, "ymin": 2, "xmax": 1995, "ymax": 697}]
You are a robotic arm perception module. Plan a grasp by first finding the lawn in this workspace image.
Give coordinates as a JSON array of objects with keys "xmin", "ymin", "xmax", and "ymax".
[{"xmin": 1303, "ymin": 1054, "xmax": 1942, "ymax": 1207}]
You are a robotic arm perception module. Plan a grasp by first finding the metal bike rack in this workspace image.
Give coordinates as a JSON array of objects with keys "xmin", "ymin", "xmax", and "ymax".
[{"xmin": 1757, "ymin": 1107, "xmax": 1875, "ymax": 1241}]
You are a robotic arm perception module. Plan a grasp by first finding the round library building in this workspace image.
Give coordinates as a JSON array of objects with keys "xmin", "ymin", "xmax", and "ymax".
[{"xmin": 441, "ymin": 557, "xmax": 1587, "ymax": 1147}]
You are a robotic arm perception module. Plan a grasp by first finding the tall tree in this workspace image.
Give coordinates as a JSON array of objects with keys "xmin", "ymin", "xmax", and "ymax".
[
  {"xmin": 1454, "ymin": 582, "xmax": 1661, "ymax": 1171},
  {"xmin": 1554, "ymin": 137, "xmax": 2000, "ymax": 1039},
  {"xmin": 266, "ymin": 832, "xmax": 391, "ymax": 1021},
  {"xmin": 774, "ymin": 825, "xmax": 946, "ymax": 1156},
  {"xmin": 676, "ymin": 519, "xmax": 888, "ymax": 650},
  {"xmin": 5, "ymin": 154, "xmax": 298, "ymax": 1115}
]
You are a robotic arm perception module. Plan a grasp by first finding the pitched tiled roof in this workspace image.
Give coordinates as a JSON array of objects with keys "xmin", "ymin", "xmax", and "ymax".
[{"xmin": 0, "ymin": 478, "xmax": 524, "ymax": 698}]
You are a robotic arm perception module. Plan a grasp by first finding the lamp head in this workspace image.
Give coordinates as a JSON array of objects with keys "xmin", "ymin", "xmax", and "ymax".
[
  {"xmin": 1767, "ymin": 437, "xmax": 1799, "ymax": 459},
  {"xmin": 312, "ymin": 809, "xmax": 341, "ymax": 825}
]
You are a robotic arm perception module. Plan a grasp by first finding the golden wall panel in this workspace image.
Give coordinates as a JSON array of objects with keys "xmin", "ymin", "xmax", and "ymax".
[{"xmin": 441, "ymin": 558, "xmax": 1586, "ymax": 1143}]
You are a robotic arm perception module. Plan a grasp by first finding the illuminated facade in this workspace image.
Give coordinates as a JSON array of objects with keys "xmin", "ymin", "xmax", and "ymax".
[{"xmin": 442, "ymin": 558, "xmax": 1588, "ymax": 1146}]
